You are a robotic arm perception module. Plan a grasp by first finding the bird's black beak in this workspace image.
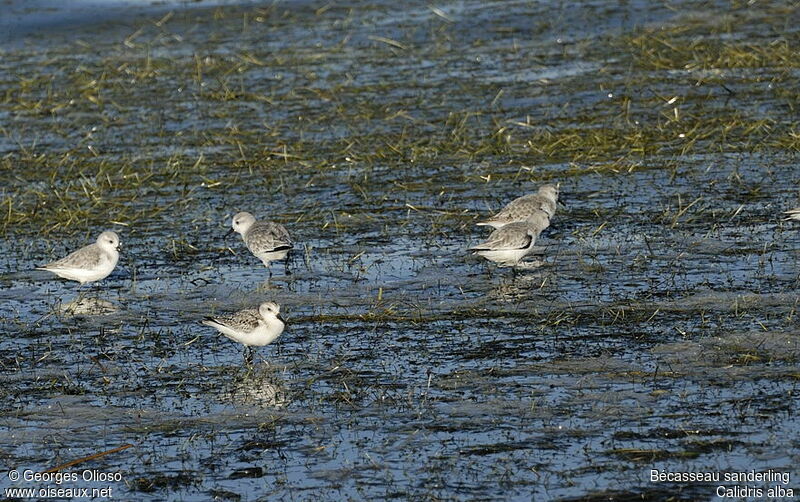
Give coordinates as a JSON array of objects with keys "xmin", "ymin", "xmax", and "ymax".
[{"xmin": 225, "ymin": 228, "xmax": 234, "ymax": 238}]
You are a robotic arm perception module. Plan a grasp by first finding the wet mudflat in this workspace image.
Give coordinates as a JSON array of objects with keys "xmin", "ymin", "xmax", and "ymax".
[{"xmin": 1, "ymin": 0, "xmax": 799, "ymax": 500}]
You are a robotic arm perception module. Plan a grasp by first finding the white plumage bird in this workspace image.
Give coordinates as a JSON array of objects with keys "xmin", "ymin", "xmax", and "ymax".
[
  {"xmin": 470, "ymin": 210, "xmax": 551, "ymax": 267},
  {"xmin": 229, "ymin": 211, "xmax": 293, "ymax": 275},
  {"xmin": 477, "ymin": 184, "xmax": 559, "ymax": 229},
  {"xmin": 37, "ymin": 231, "xmax": 121, "ymax": 285},
  {"xmin": 202, "ymin": 301, "xmax": 286, "ymax": 363}
]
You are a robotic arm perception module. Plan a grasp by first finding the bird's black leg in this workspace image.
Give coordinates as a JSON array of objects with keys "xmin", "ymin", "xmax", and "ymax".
[
  {"xmin": 244, "ymin": 347, "xmax": 254, "ymax": 366},
  {"xmin": 76, "ymin": 283, "xmax": 88, "ymax": 301},
  {"xmin": 284, "ymin": 251, "xmax": 292, "ymax": 276}
]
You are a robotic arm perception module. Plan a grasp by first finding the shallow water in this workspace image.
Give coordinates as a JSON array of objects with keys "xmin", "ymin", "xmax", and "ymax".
[{"xmin": 1, "ymin": 0, "xmax": 800, "ymax": 500}]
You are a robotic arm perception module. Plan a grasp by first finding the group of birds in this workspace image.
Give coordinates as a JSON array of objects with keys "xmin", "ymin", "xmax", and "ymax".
[
  {"xmin": 36, "ymin": 212, "xmax": 292, "ymax": 362},
  {"xmin": 33, "ymin": 184, "xmax": 558, "ymax": 362},
  {"xmin": 39, "ymin": 181, "xmax": 799, "ymax": 362},
  {"xmin": 33, "ymin": 186, "xmax": 559, "ymax": 360},
  {"xmin": 469, "ymin": 183, "xmax": 559, "ymax": 267}
]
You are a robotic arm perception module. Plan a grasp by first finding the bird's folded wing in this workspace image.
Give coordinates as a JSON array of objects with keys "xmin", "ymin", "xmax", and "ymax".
[
  {"xmin": 495, "ymin": 195, "xmax": 541, "ymax": 219},
  {"xmin": 247, "ymin": 222, "xmax": 293, "ymax": 250},
  {"xmin": 206, "ymin": 309, "xmax": 260, "ymax": 330},
  {"xmin": 470, "ymin": 227, "xmax": 532, "ymax": 251},
  {"xmin": 40, "ymin": 245, "xmax": 103, "ymax": 270}
]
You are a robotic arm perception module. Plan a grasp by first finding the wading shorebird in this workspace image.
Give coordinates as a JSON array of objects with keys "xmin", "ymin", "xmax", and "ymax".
[
  {"xmin": 470, "ymin": 209, "xmax": 550, "ymax": 267},
  {"xmin": 37, "ymin": 231, "xmax": 121, "ymax": 285},
  {"xmin": 477, "ymin": 183, "xmax": 559, "ymax": 229},
  {"xmin": 202, "ymin": 301, "xmax": 286, "ymax": 364},
  {"xmin": 228, "ymin": 211, "xmax": 293, "ymax": 276}
]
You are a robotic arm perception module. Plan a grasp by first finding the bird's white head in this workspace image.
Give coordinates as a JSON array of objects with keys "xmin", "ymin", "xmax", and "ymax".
[
  {"xmin": 538, "ymin": 184, "xmax": 559, "ymax": 203},
  {"xmin": 96, "ymin": 231, "xmax": 121, "ymax": 251},
  {"xmin": 231, "ymin": 212, "xmax": 257, "ymax": 235},
  {"xmin": 258, "ymin": 301, "xmax": 284, "ymax": 325}
]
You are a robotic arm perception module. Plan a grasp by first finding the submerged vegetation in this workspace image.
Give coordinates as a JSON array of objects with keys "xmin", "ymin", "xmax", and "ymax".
[
  {"xmin": 2, "ymin": 1, "xmax": 800, "ymax": 238},
  {"xmin": 1, "ymin": 0, "xmax": 799, "ymax": 500}
]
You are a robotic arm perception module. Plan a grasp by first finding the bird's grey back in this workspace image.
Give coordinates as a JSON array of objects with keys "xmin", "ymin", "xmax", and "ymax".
[
  {"xmin": 245, "ymin": 221, "xmax": 293, "ymax": 253},
  {"xmin": 45, "ymin": 244, "xmax": 104, "ymax": 269},
  {"xmin": 474, "ymin": 222, "xmax": 536, "ymax": 250},
  {"xmin": 210, "ymin": 308, "xmax": 261, "ymax": 331},
  {"xmin": 500, "ymin": 194, "xmax": 556, "ymax": 219}
]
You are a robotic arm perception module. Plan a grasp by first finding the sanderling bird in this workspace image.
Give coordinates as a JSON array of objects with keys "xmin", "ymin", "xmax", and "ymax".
[
  {"xmin": 470, "ymin": 210, "xmax": 550, "ymax": 267},
  {"xmin": 202, "ymin": 301, "xmax": 286, "ymax": 363},
  {"xmin": 477, "ymin": 183, "xmax": 559, "ymax": 229},
  {"xmin": 784, "ymin": 208, "xmax": 800, "ymax": 221},
  {"xmin": 228, "ymin": 212, "xmax": 293, "ymax": 275},
  {"xmin": 37, "ymin": 231, "xmax": 121, "ymax": 285}
]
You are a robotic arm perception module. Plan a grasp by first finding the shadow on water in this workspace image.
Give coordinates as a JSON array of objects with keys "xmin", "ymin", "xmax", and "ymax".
[{"xmin": 1, "ymin": 0, "xmax": 800, "ymax": 500}]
